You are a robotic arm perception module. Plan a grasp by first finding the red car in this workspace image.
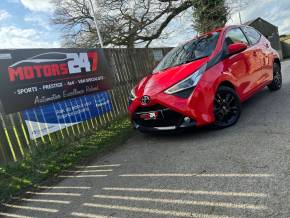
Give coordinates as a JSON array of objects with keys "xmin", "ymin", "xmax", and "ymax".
[{"xmin": 128, "ymin": 25, "xmax": 282, "ymax": 131}]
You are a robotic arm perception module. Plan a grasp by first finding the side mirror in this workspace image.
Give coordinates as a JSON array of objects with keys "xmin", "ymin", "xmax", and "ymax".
[{"xmin": 228, "ymin": 43, "xmax": 248, "ymax": 56}]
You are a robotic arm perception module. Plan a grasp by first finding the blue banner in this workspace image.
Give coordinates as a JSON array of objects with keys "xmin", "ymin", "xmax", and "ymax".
[{"xmin": 22, "ymin": 91, "xmax": 112, "ymax": 139}]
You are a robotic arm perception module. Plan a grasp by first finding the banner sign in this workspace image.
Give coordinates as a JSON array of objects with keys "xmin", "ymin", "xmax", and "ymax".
[
  {"xmin": 0, "ymin": 48, "xmax": 111, "ymax": 114},
  {"xmin": 22, "ymin": 91, "xmax": 112, "ymax": 140}
]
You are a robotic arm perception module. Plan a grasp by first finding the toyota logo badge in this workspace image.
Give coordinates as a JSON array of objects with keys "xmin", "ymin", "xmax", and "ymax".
[{"xmin": 141, "ymin": 95, "xmax": 151, "ymax": 105}]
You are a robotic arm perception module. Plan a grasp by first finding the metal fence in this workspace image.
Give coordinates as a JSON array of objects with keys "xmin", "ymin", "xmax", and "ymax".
[{"xmin": 0, "ymin": 48, "xmax": 170, "ymax": 165}]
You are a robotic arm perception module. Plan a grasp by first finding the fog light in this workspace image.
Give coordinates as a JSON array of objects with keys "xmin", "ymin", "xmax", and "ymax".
[{"xmin": 184, "ymin": 117, "xmax": 191, "ymax": 123}]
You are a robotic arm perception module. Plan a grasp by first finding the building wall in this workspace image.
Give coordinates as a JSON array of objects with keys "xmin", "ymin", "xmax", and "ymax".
[{"xmin": 248, "ymin": 19, "xmax": 283, "ymax": 58}]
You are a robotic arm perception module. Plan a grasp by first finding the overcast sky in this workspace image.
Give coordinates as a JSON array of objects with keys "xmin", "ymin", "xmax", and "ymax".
[{"xmin": 0, "ymin": 0, "xmax": 290, "ymax": 49}]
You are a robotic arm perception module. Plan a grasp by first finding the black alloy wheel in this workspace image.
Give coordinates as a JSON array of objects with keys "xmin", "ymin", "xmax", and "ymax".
[
  {"xmin": 268, "ymin": 62, "xmax": 282, "ymax": 91},
  {"xmin": 213, "ymin": 86, "xmax": 241, "ymax": 128}
]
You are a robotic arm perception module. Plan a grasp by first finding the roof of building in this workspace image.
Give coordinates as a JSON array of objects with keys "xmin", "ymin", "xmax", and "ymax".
[
  {"xmin": 280, "ymin": 34, "xmax": 290, "ymax": 41},
  {"xmin": 244, "ymin": 17, "xmax": 278, "ymax": 28}
]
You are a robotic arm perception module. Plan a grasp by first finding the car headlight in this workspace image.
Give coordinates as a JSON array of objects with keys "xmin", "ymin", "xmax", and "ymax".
[
  {"xmin": 129, "ymin": 87, "xmax": 137, "ymax": 100},
  {"xmin": 164, "ymin": 64, "xmax": 207, "ymax": 95}
]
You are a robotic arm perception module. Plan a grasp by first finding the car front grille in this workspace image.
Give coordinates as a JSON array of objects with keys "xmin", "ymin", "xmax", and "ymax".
[{"xmin": 135, "ymin": 104, "xmax": 166, "ymax": 113}]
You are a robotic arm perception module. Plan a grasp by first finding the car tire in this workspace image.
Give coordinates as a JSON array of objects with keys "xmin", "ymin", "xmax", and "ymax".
[
  {"xmin": 268, "ymin": 62, "xmax": 282, "ymax": 91},
  {"xmin": 213, "ymin": 86, "xmax": 241, "ymax": 129}
]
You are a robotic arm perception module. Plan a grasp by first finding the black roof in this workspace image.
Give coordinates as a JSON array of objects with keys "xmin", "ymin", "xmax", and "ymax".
[{"xmin": 244, "ymin": 17, "xmax": 277, "ymax": 28}]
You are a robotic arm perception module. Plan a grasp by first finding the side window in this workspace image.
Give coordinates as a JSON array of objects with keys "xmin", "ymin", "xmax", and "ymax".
[
  {"xmin": 225, "ymin": 28, "xmax": 249, "ymax": 46},
  {"xmin": 243, "ymin": 27, "xmax": 261, "ymax": 45}
]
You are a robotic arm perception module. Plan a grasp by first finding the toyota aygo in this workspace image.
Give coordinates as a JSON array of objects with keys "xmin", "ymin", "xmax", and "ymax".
[{"xmin": 128, "ymin": 25, "xmax": 282, "ymax": 131}]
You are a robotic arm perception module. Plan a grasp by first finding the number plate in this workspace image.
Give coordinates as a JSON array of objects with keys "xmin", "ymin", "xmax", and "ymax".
[{"xmin": 140, "ymin": 112, "xmax": 159, "ymax": 120}]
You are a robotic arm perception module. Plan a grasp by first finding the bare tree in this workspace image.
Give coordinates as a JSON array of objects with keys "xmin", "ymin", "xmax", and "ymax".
[
  {"xmin": 52, "ymin": 0, "xmax": 195, "ymax": 48},
  {"xmin": 52, "ymin": 0, "xmax": 248, "ymax": 48}
]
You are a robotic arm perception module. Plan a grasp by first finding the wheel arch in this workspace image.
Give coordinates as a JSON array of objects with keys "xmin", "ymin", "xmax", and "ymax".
[{"xmin": 218, "ymin": 80, "xmax": 236, "ymax": 91}]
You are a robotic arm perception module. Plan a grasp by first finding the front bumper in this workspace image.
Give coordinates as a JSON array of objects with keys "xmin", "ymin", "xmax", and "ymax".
[
  {"xmin": 128, "ymin": 80, "xmax": 216, "ymax": 128},
  {"xmin": 132, "ymin": 105, "xmax": 196, "ymax": 132}
]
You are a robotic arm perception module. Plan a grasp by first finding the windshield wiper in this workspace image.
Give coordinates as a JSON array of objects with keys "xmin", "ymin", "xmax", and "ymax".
[
  {"xmin": 157, "ymin": 55, "xmax": 208, "ymax": 72},
  {"xmin": 159, "ymin": 63, "xmax": 183, "ymax": 72},
  {"xmin": 182, "ymin": 55, "xmax": 208, "ymax": 64}
]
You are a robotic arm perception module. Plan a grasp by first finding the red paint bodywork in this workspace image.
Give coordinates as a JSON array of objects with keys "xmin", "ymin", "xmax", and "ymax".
[{"xmin": 128, "ymin": 25, "xmax": 280, "ymax": 127}]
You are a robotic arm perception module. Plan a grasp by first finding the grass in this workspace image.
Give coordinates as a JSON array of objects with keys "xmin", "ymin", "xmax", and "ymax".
[{"xmin": 0, "ymin": 118, "xmax": 133, "ymax": 203}]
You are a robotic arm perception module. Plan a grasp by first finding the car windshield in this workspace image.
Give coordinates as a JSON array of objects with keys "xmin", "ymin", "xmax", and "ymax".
[{"xmin": 153, "ymin": 32, "xmax": 220, "ymax": 73}]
